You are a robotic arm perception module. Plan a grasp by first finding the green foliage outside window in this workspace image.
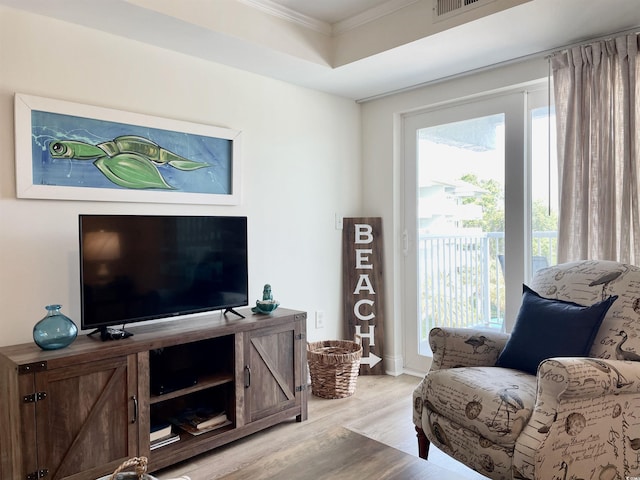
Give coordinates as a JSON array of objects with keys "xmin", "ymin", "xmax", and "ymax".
[{"xmin": 422, "ymin": 174, "xmax": 558, "ymax": 333}]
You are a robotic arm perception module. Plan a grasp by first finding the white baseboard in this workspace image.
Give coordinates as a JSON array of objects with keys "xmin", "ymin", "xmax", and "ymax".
[
  {"xmin": 383, "ymin": 353, "xmax": 404, "ymax": 376},
  {"xmin": 401, "ymin": 368, "xmax": 426, "ymax": 378}
]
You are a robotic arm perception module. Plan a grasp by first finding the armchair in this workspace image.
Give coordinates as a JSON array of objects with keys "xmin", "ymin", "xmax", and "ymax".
[{"xmin": 413, "ymin": 260, "xmax": 640, "ymax": 479}]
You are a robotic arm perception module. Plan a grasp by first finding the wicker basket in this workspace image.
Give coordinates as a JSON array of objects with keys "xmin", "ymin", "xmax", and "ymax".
[{"xmin": 307, "ymin": 340, "xmax": 362, "ymax": 399}]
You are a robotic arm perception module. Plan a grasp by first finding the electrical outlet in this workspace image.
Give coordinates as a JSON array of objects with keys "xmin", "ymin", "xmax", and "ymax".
[{"xmin": 315, "ymin": 311, "xmax": 325, "ymax": 329}]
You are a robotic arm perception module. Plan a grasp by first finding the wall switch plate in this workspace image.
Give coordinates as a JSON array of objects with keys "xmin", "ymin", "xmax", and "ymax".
[
  {"xmin": 335, "ymin": 213, "xmax": 343, "ymax": 230},
  {"xmin": 315, "ymin": 311, "xmax": 325, "ymax": 329}
]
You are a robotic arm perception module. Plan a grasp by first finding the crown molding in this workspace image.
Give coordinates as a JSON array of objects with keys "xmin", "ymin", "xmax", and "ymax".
[
  {"xmin": 237, "ymin": 0, "xmax": 332, "ymax": 35},
  {"xmin": 333, "ymin": 0, "xmax": 420, "ymax": 35},
  {"xmin": 239, "ymin": 0, "xmax": 420, "ymax": 37}
]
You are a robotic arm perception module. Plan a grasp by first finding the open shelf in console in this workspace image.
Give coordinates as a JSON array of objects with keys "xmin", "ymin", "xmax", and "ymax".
[
  {"xmin": 148, "ymin": 334, "xmax": 236, "ymax": 448},
  {"xmin": 150, "ymin": 386, "xmax": 235, "ymax": 435},
  {"xmin": 149, "ymin": 334, "xmax": 234, "ymax": 398}
]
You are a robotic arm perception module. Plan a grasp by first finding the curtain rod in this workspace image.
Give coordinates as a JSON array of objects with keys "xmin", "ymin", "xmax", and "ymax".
[
  {"xmin": 546, "ymin": 26, "xmax": 640, "ymax": 59},
  {"xmin": 357, "ymin": 26, "xmax": 640, "ymax": 104}
]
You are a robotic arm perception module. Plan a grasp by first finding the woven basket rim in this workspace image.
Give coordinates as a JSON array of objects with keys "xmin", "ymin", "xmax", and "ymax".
[
  {"xmin": 307, "ymin": 340, "xmax": 361, "ymax": 351},
  {"xmin": 307, "ymin": 340, "xmax": 362, "ymax": 364}
]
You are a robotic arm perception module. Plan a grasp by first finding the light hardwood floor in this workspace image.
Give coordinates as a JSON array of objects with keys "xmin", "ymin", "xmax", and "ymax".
[{"xmin": 156, "ymin": 374, "xmax": 488, "ymax": 479}]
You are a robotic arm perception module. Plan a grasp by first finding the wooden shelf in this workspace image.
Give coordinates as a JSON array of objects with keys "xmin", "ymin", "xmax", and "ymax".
[{"xmin": 150, "ymin": 372, "xmax": 234, "ymax": 404}]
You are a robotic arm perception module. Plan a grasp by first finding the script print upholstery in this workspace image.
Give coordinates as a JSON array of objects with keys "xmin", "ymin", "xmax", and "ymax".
[{"xmin": 413, "ymin": 260, "xmax": 640, "ymax": 479}]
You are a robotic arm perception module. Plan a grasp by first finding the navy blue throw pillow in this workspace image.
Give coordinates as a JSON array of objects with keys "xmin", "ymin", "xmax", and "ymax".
[{"xmin": 496, "ymin": 285, "xmax": 617, "ymax": 374}]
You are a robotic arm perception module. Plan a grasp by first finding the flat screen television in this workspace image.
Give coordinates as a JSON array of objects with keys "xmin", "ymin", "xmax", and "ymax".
[{"xmin": 79, "ymin": 214, "xmax": 248, "ymax": 339}]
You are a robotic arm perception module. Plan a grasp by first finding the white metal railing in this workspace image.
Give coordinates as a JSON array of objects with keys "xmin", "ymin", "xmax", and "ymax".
[{"xmin": 419, "ymin": 231, "xmax": 557, "ymax": 335}]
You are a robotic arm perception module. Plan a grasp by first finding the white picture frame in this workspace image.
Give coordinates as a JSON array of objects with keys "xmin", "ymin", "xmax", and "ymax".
[{"xmin": 15, "ymin": 93, "xmax": 242, "ymax": 205}]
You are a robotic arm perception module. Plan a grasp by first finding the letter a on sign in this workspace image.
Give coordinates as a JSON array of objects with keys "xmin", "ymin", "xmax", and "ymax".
[{"xmin": 342, "ymin": 217, "xmax": 385, "ymax": 375}]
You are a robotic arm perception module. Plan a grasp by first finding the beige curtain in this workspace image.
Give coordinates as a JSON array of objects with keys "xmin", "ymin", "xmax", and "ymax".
[{"xmin": 551, "ymin": 33, "xmax": 640, "ymax": 264}]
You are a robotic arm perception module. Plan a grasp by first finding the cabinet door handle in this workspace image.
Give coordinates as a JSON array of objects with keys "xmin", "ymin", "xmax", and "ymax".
[
  {"xmin": 132, "ymin": 395, "xmax": 138, "ymax": 424},
  {"xmin": 244, "ymin": 366, "xmax": 251, "ymax": 388}
]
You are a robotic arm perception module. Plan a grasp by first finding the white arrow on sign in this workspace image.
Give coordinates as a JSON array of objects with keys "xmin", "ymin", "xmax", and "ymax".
[{"xmin": 360, "ymin": 352, "xmax": 382, "ymax": 368}]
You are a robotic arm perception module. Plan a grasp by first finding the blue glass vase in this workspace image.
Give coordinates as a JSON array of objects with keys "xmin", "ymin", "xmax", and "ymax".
[{"xmin": 33, "ymin": 304, "xmax": 78, "ymax": 350}]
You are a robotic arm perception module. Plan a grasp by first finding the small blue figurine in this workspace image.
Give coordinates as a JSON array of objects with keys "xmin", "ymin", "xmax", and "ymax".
[
  {"xmin": 262, "ymin": 284, "xmax": 273, "ymax": 301},
  {"xmin": 252, "ymin": 284, "xmax": 279, "ymax": 314}
]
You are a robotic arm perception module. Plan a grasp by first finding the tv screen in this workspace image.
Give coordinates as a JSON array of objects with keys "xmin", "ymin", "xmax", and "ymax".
[{"xmin": 79, "ymin": 215, "xmax": 248, "ymax": 335}]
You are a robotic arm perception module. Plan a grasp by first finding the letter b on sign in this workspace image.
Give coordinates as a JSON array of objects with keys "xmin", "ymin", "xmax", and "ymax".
[{"xmin": 354, "ymin": 224, "xmax": 373, "ymax": 244}]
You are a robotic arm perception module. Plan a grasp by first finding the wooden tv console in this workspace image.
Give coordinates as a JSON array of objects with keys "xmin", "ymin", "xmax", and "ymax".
[{"xmin": 0, "ymin": 308, "xmax": 307, "ymax": 480}]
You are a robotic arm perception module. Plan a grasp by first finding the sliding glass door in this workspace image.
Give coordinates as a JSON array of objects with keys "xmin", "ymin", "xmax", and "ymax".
[{"xmin": 402, "ymin": 86, "xmax": 556, "ymax": 372}]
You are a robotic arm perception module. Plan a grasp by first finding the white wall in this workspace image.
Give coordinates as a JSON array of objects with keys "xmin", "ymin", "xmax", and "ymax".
[
  {"xmin": 0, "ymin": 7, "xmax": 361, "ymax": 347},
  {"xmin": 361, "ymin": 57, "xmax": 550, "ymax": 374}
]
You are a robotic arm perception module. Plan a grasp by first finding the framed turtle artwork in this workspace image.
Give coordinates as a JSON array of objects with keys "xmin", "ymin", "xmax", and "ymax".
[{"xmin": 14, "ymin": 93, "xmax": 242, "ymax": 205}]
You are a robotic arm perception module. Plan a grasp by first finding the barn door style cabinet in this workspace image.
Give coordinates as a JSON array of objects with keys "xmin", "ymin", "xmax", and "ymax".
[{"xmin": 0, "ymin": 308, "xmax": 307, "ymax": 480}]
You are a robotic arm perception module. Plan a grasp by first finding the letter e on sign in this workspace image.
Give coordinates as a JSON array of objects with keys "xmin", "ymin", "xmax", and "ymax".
[{"xmin": 355, "ymin": 249, "xmax": 373, "ymax": 269}]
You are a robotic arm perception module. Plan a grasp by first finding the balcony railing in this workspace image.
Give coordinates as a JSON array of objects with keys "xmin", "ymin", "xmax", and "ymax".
[{"xmin": 419, "ymin": 231, "xmax": 557, "ymax": 335}]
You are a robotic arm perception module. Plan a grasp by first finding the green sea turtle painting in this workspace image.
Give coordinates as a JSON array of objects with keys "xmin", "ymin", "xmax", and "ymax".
[{"xmin": 48, "ymin": 135, "xmax": 209, "ymax": 190}]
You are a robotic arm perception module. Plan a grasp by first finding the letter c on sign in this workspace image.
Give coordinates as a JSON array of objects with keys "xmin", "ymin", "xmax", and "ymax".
[{"xmin": 354, "ymin": 299, "xmax": 375, "ymax": 321}]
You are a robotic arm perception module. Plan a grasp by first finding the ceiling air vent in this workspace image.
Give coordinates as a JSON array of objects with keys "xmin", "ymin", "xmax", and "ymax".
[{"xmin": 433, "ymin": 0, "xmax": 496, "ymax": 20}]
